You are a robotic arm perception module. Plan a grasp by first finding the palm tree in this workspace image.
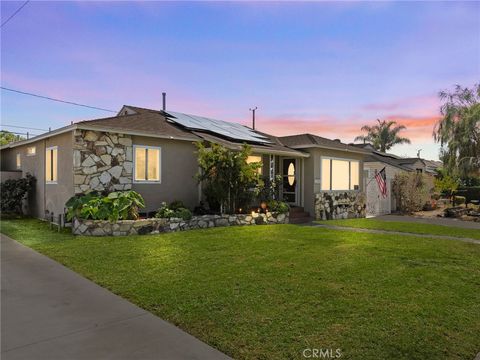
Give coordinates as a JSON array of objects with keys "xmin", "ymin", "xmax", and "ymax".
[
  {"xmin": 354, "ymin": 119, "xmax": 411, "ymax": 153},
  {"xmin": 433, "ymin": 84, "xmax": 480, "ymax": 178}
]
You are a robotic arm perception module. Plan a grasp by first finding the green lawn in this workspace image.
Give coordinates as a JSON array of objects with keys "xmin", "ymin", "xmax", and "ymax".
[
  {"xmin": 316, "ymin": 218, "xmax": 480, "ymax": 240},
  {"xmin": 1, "ymin": 219, "xmax": 479, "ymax": 360}
]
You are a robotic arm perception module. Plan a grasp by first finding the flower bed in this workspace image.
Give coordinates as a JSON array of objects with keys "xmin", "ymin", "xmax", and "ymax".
[{"xmin": 72, "ymin": 212, "xmax": 289, "ymax": 236}]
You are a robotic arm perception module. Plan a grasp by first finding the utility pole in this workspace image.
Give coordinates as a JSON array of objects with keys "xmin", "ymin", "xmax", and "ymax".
[{"xmin": 249, "ymin": 107, "xmax": 258, "ymax": 130}]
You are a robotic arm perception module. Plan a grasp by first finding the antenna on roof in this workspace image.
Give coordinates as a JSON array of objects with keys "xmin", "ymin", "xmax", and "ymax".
[
  {"xmin": 249, "ymin": 106, "xmax": 258, "ymax": 130},
  {"xmin": 162, "ymin": 92, "xmax": 166, "ymax": 111}
]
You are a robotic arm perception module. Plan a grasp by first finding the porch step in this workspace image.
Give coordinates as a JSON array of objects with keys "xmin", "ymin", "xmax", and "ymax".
[{"xmin": 288, "ymin": 206, "xmax": 312, "ymax": 224}]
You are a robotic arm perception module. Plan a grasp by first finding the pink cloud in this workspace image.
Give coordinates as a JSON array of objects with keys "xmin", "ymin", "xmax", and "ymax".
[{"xmin": 247, "ymin": 113, "xmax": 441, "ymax": 143}]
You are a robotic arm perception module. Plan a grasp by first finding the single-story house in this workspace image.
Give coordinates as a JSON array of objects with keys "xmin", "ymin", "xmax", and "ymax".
[{"xmin": 1, "ymin": 105, "xmax": 370, "ymax": 221}]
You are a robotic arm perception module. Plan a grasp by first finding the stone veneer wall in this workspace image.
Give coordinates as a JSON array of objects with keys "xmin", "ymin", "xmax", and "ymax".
[
  {"xmin": 315, "ymin": 191, "xmax": 366, "ymax": 220},
  {"xmin": 73, "ymin": 212, "xmax": 289, "ymax": 236},
  {"xmin": 73, "ymin": 130, "xmax": 133, "ymax": 194}
]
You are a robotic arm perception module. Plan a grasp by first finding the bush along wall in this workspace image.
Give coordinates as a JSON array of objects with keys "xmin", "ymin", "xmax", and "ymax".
[{"xmin": 72, "ymin": 212, "xmax": 289, "ymax": 236}]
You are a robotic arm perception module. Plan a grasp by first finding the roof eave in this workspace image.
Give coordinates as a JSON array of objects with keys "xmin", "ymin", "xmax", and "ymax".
[
  {"xmin": 287, "ymin": 144, "xmax": 369, "ymax": 154},
  {"xmin": 76, "ymin": 124, "xmax": 201, "ymax": 142},
  {"xmin": 0, "ymin": 125, "xmax": 77, "ymax": 150}
]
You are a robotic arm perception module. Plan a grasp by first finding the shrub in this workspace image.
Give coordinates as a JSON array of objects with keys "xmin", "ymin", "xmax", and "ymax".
[
  {"xmin": 0, "ymin": 174, "xmax": 36, "ymax": 214},
  {"xmin": 66, "ymin": 191, "xmax": 145, "ymax": 222},
  {"xmin": 454, "ymin": 196, "xmax": 466, "ymax": 206},
  {"xmin": 155, "ymin": 202, "xmax": 192, "ymax": 220},
  {"xmin": 169, "ymin": 200, "xmax": 186, "ymax": 211},
  {"xmin": 434, "ymin": 173, "xmax": 459, "ymax": 199},
  {"xmin": 268, "ymin": 200, "xmax": 290, "ymax": 214},
  {"xmin": 156, "ymin": 202, "xmax": 175, "ymax": 218},
  {"xmin": 257, "ymin": 175, "xmax": 282, "ymax": 203},
  {"xmin": 173, "ymin": 207, "xmax": 193, "ymax": 220},
  {"xmin": 457, "ymin": 186, "xmax": 480, "ymax": 203},
  {"xmin": 193, "ymin": 201, "xmax": 208, "ymax": 215},
  {"xmin": 196, "ymin": 142, "xmax": 261, "ymax": 214},
  {"xmin": 392, "ymin": 172, "xmax": 432, "ymax": 214}
]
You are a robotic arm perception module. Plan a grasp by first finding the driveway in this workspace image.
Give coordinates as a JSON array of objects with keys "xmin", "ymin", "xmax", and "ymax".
[
  {"xmin": 375, "ymin": 214, "xmax": 480, "ymax": 229},
  {"xmin": 0, "ymin": 234, "xmax": 230, "ymax": 360}
]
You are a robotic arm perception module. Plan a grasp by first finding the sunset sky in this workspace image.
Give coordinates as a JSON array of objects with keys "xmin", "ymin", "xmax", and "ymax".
[{"xmin": 1, "ymin": 1, "xmax": 479, "ymax": 160}]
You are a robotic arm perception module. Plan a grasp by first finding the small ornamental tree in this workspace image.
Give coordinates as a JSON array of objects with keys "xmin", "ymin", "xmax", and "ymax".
[
  {"xmin": 434, "ymin": 169, "xmax": 459, "ymax": 202},
  {"xmin": 196, "ymin": 142, "xmax": 261, "ymax": 214},
  {"xmin": 0, "ymin": 173, "xmax": 36, "ymax": 214}
]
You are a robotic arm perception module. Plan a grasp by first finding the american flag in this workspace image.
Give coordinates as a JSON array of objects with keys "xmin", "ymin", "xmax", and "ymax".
[{"xmin": 375, "ymin": 167, "xmax": 387, "ymax": 198}]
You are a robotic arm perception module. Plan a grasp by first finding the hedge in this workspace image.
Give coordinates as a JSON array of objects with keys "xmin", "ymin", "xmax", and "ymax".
[{"xmin": 456, "ymin": 186, "xmax": 480, "ymax": 203}]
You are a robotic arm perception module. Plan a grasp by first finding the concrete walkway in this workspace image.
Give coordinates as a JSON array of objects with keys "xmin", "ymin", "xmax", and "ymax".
[
  {"xmin": 1, "ymin": 234, "xmax": 231, "ymax": 360},
  {"xmin": 313, "ymin": 224, "xmax": 480, "ymax": 245}
]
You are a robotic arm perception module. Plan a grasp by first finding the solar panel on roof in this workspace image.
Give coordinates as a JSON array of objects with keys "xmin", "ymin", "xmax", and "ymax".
[{"xmin": 164, "ymin": 111, "xmax": 271, "ymax": 144}]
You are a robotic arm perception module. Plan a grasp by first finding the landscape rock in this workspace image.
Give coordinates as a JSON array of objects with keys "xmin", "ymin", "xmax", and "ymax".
[{"xmin": 72, "ymin": 212, "xmax": 290, "ymax": 236}]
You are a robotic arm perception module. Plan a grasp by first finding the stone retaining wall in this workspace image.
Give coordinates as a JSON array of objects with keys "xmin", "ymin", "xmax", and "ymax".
[
  {"xmin": 315, "ymin": 191, "xmax": 366, "ymax": 220},
  {"xmin": 73, "ymin": 212, "xmax": 289, "ymax": 236}
]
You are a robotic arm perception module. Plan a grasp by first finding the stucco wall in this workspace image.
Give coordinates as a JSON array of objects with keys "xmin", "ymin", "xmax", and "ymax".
[
  {"xmin": 131, "ymin": 136, "xmax": 200, "ymax": 212},
  {"xmin": 0, "ymin": 131, "xmax": 74, "ymax": 218},
  {"xmin": 364, "ymin": 162, "xmax": 406, "ymax": 216},
  {"xmin": 301, "ymin": 147, "xmax": 366, "ymax": 216},
  {"xmin": 0, "ymin": 171, "xmax": 22, "ymax": 181}
]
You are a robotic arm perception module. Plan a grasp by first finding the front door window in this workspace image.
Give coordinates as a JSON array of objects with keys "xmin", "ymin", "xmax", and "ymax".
[{"xmin": 282, "ymin": 158, "xmax": 297, "ymax": 204}]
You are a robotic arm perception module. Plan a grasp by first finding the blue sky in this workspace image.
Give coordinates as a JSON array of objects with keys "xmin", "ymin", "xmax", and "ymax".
[{"xmin": 1, "ymin": 1, "xmax": 479, "ymax": 160}]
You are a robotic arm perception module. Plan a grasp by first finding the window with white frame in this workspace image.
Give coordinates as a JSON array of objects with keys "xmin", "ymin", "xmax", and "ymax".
[
  {"xmin": 134, "ymin": 146, "xmax": 161, "ymax": 182},
  {"xmin": 16, "ymin": 153, "xmax": 21, "ymax": 169},
  {"xmin": 45, "ymin": 146, "xmax": 58, "ymax": 183},
  {"xmin": 321, "ymin": 157, "xmax": 360, "ymax": 191},
  {"xmin": 246, "ymin": 155, "xmax": 263, "ymax": 175},
  {"xmin": 27, "ymin": 146, "xmax": 36, "ymax": 156}
]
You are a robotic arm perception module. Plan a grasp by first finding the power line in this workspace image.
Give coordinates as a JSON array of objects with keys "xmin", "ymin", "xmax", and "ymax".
[
  {"xmin": 1, "ymin": 0, "xmax": 30, "ymax": 29},
  {"xmin": 1, "ymin": 124, "xmax": 49, "ymax": 132},
  {"xmin": 1, "ymin": 87, "xmax": 116, "ymax": 113}
]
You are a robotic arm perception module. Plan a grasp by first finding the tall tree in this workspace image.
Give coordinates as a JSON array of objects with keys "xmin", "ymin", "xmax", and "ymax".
[
  {"xmin": 0, "ymin": 130, "xmax": 24, "ymax": 146},
  {"xmin": 434, "ymin": 83, "xmax": 480, "ymax": 178},
  {"xmin": 354, "ymin": 119, "xmax": 411, "ymax": 152}
]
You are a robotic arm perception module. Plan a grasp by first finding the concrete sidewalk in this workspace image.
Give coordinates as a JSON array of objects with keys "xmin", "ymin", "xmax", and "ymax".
[{"xmin": 1, "ymin": 234, "xmax": 231, "ymax": 360}]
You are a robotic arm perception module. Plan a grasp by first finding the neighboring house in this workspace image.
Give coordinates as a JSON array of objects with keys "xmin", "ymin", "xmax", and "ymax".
[
  {"xmin": 0, "ymin": 105, "xmax": 369, "ymax": 221},
  {"xmin": 351, "ymin": 144, "xmax": 441, "ymax": 216}
]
